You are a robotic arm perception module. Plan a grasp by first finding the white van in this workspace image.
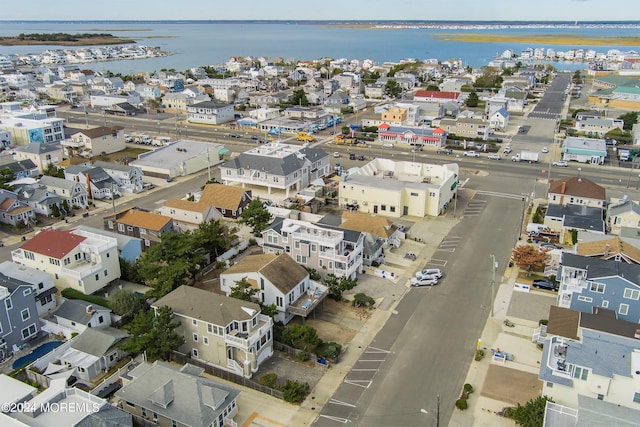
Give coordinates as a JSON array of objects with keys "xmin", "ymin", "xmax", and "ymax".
[{"xmin": 416, "ymin": 268, "xmax": 443, "ymax": 279}]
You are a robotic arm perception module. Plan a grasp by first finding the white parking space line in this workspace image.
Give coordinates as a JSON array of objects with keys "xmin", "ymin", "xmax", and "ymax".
[
  {"xmin": 318, "ymin": 414, "xmax": 350, "ymax": 423},
  {"xmin": 154, "ymin": 199, "xmax": 166, "ymax": 204},
  {"xmin": 427, "ymin": 259, "xmax": 448, "ymax": 267},
  {"xmin": 344, "ymin": 379, "xmax": 372, "ymax": 388},
  {"xmin": 328, "ymin": 399, "xmax": 356, "ymax": 408},
  {"xmin": 366, "ymin": 346, "xmax": 391, "ymax": 354},
  {"xmin": 352, "ymin": 369, "xmax": 379, "ymax": 372},
  {"xmin": 436, "ymin": 247, "xmax": 455, "ymax": 252}
]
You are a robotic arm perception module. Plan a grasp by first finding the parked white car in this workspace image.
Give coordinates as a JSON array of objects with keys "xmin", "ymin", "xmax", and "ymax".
[
  {"xmin": 503, "ymin": 146, "xmax": 513, "ymax": 154},
  {"xmin": 463, "ymin": 151, "xmax": 480, "ymax": 157},
  {"xmin": 542, "ymin": 146, "xmax": 549, "ymax": 153},
  {"xmin": 410, "ymin": 276, "xmax": 439, "ymax": 287},
  {"xmin": 417, "ymin": 268, "xmax": 443, "ymax": 279},
  {"xmin": 553, "ymin": 160, "xmax": 568, "ymax": 167},
  {"xmin": 487, "ymin": 154, "xmax": 501, "ymax": 160}
]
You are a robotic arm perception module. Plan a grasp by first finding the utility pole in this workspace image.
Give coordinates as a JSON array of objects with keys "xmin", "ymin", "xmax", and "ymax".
[
  {"xmin": 436, "ymin": 394, "xmax": 440, "ymax": 427},
  {"xmin": 490, "ymin": 254, "xmax": 497, "ymax": 317},
  {"xmin": 207, "ymin": 147, "xmax": 211, "ymax": 181}
]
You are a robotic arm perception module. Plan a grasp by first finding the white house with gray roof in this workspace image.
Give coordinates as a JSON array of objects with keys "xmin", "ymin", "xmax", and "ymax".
[
  {"xmin": 53, "ymin": 299, "xmax": 112, "ymax": 334},
  {"xmin": 39, "ymin": 175, "xmax": 88, "ymax": 208},
  {"xmin": 92, "ymin": 160, "xmax": 143, "ymax": 193},
  {"xmin": 539, "ymin": 306, "xmax": 640, "ymax": 411},
  {"xmin": 575, "ymin": 117, "xmax": 624, "ymax": 137},
  {"xmin": 12, "ymin": 142, "xmax": 63, "ymax": 172},
  {"xmin": 116, "ymin": 361, "xmax": 239, "ymax": 427},
  {"xmin": 64, "ymin": 166, "xmax": 120, "ymax": 200},
  {"xmin": 152, "ymin": 286, "xmax": 273, "ymax": 378},
  {"xmin": 57, "ymin": 327, "xmax": 129, "ymax": 382},
  {"xmin": 220, "ymin": 142, "xmax": 330, "ymax": 197},
  {"xmin": 0, "ymin": 261, "xmax": 57, "ymax": 316},
  {"xmin": 186, "ymin": 100, "xmax": 234, "ymax": 125}
]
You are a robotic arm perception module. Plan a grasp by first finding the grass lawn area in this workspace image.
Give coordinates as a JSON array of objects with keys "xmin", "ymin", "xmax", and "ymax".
[{"xmin": 91, "ymin": 147, "xmax": 151, "ymax": 164}]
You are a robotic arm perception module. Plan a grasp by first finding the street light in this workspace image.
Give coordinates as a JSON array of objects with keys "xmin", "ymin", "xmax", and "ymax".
[
  {"xmin": 421, "ymin": 394, "xmax": 440, "ymax": 427},
  {"xmin": 577, "ymin": 167, "xmax": 582, "ymax": 181}
]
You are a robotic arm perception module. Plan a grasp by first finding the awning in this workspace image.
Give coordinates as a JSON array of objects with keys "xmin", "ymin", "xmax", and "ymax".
[{"xmin": 219, "ymin": 148, "xmax": 230, "ymax": 155}]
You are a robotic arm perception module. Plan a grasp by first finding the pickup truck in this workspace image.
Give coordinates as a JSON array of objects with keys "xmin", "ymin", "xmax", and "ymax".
[{"xmin": 463, "ymin": 150, "xmax": 480, "ymax": 157}]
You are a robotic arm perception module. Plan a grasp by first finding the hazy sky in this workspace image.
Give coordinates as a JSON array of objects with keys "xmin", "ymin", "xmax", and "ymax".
[{"xmin": 3, "ymin": 0, "xmax": 639, "ymax": 21}]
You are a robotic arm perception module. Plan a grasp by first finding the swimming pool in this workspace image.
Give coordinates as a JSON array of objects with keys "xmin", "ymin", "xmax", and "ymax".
[{"xmin": 12, "ymin": 341, "xmax": 64, "ymax": 370}]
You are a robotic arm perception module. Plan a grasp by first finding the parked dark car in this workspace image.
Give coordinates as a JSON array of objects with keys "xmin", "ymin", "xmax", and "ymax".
[
  {"xmin": 349, "ymin": 153, "xmax": 356, "ymax": 160},
  {"xmin": 532, "ymin": 279, "xmax": 558, "ymax": 291},
  {"xmin": 358, "ymin": 155, "xmax": 365, "ymax": 161}
]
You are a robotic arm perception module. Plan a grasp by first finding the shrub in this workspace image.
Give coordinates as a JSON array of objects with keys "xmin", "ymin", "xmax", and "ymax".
[
  {"xmin": 463, "ymin": 383, "xmax": 474, "ymax": 394},
  {"xmin": 258, "ymin": 373, "xmax": 278, "ymax": 388},
  {"xmin": 61, "ymin": 288, "xmax": 110, "ymax": 309},
  {"xmin": 297, "ymin": 351, "xmax": 310, "ymax": 362},
  {"xmin": 352, "ymin": 293, "xmax": 375, "ymax": 308},
  {"xmin": 474, "ymin": 349, "xmax": 485, "ymax": 361},
  {"xmin": 539, "ymin": 319, "xmax": 548, "ymax": 326},
  {"xmin": 281, "ymin": 380, "xmax": 310, "ymax": 403},
  {"xmin": 455, "ymin": 398, "xmax": 468, "ymax": 410},
  {"xmin": 316, "ymin": 342, "xmax": 342, "ymax": 360}
]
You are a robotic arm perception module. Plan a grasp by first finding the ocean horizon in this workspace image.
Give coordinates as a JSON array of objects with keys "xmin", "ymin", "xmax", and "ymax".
[{"xmin": 1, "ymin": 20, "xmax": 638, "ymax": 74}]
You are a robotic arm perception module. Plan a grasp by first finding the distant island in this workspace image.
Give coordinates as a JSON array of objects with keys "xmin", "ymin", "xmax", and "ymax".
[{"xmin": 0, "ymin": 33, "xmax": 136, "ymax": 46}]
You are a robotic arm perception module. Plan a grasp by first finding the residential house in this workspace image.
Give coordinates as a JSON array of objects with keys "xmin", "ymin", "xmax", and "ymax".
[
  {"xmin": 248, "ymin": 107, "xmax": 280, "ymax": 122},
  {"xmin": 608, "ymin": 196, "xmax": 640, "ymax": 235},
  {"xmin": 186, "ymin": 101, "xmax": 234, "ymax": 125},
  {"xmin": 381, "ymin": 108, "xmax": 408, "ymax": 125},
  {"xmin": 539, "ymin": 306, "xmax": 640, "ymax": 410},
  {"xmin": 115, "ymin": 361, "xmax": 239, "ymax": 427},
  {"xmin": 339, "ymin": 158, "xmax": 459, "ymax": 218},
  {"xmin": 11, "ymin": 228, "xmax": 121, "ymax": 295},
  {"xmin": 576, "ymin": 236, "xmax": 640, "ymax": 265},
  {"xmin": 39, "ymin": 175, "xmax": 89, "ymax": 209},
  {"xmin": 557, "ymin": 252, "xmax": 640, "ymax": 322},
  {"xmin": 53, "ymin": 299, "xmax": 112, "ymax": 334},
  {"xmin": 0, "ymin": 188, "xmax": 35, "ymax": 226},
  {"xmin": 90, "ymin": 94, "xmax": 141, "ymax": 108},
  {"xmin": 0, "ymin": 115, "xmax": 65, "ymax": 146},
  {"xmin": 46, "ymin": 83, "xmax": 77, "ymax": 103},
  {"xmin": 542, "ymin": 395, "xmax": 640, "ymax": 427},
  {"xmin": 548, "ymin": 177, "xmax": 606, "ymax": 208},
  {"xmin": 262, "ymin": 217, "xmax": 364, "ymax": 279},
  {"xmin": 103, "ymin": 207, "xmax": 174, "ymax": 250},
  {"xmin": 74, "ymin": 225, "xmax": 143, "ymax": 264},
  {"xmin": 161, "ymin": 93, "xmax": 192, "ymax": 114},
  {"xmin": 365, "ymin": 83, "xmax": 386, "ymax": 99},
  {"xmin": 0, "ymin": 159, "xmax": 39, "ymax": 179},
  {"xmin": 152, "ymin": 286, "xmax": 273, "ymax": 378},
  {"xmin": 65, "ymin": 165, "xmax": 121, "ymax": 200},
  {"xmin": 575, "ymin": 118, "xmax": 624, "ymax": 137},
  {"xmin": 62, "ymin": 126, "xmax": 126, "ymax": 157},
  {"xmin": 160, "ymin": 183, "xmax": 251, "ymax": 231},
  {"xmin": 13, "ymin": 142, "xmax": 63, "ymax": 173},
  {"xmin": 92, "ymin": 161, "xmax": 144, "ymax": 193},
  {"xmin": 0, "ymin": 261, "xmax": 57, "ymax": 316},
  {"xmin": 220, "ymin": 142, "xmax": 330, "ymax": 198},
  {"xmin": 413, "ymin": 90, "xmax": 462, "ymax": 104},
  {"xmin": 489, "ymin": 107, "xmax": 510, "ymax": 131},
  {"xmin": 324, "ymin": 91, "xmax": 350, "ymax": 112},
  {"xmin": 561, "ymin": 137, "xmax": 607, "ymax": 165},
  {"xmin": 0, "ymin": 273, "xmax": 42, "ymax": 356},
  {"xmin": 502, "ymin": 89, "xmax": 527, "ymax": 112},
  {"xmin": 220, "ymin": 253, "xmax": 328, "ymax": 325},
  {"xmin": 7, "ymin": 377, "xmax": 131, "ymax": 427},
  {"xmin": 104, "ymin": 102, "xmax": 141, "ymax": 117},
  {"xmin": 13, "ymin": 181, "xmax": 66, "ymax": 217},
  {"xmin": 544, "ymin": 204, "xmax": 606, "ymax": 242},
  {"xmin": 438, "ymin": 116, "xmax": 490, "ymax": 140},
  {"xmin": 485, "ymin": 96, "xmax": 509, "ymax": 116},
  {"xmin": 376, "ymin": 124, "xmax": 447, "ymax": 149},
  {"xmin": 57, "ymin": 327, "xmax": 128, "ymax": 382}
]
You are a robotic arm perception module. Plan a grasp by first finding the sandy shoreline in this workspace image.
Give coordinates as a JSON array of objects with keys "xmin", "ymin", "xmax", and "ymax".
[
  {"xmin": 435, "ymin": 33, "xmax": 640, "ymax": 46},
  {"xmin": 0, "ymin": 37, "xmax": 136, "ymax": 46}
]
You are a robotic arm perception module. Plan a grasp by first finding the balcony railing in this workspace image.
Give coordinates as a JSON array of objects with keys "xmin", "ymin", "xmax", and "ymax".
[
  {"xmin": 287, "ymin": 286, "xmax": 329, "ymax": 317},
  {"xmin": 224, "ymin": 316, "xmax": 273, "ymax": 350}
]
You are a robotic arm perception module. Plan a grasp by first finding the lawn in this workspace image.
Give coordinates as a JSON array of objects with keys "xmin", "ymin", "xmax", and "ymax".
[{"xmin": 91, "ymin": 147, "xmax": 151, "ymax": 164}]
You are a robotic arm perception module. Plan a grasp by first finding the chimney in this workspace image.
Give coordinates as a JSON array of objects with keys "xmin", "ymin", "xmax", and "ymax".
[
  {"xmin": 604, "ymin": 243, "xmax": 610, "ymax": 257},
  {"xmin": 85, "ymin": 304, "xmax": 93, "ymax": 314},
  {"xmin": 561, "ymin": 181, "xmax": 566, "ymax": 194},
  {"xmin": 85, "ymin": 173, "xmax": 92, "ymax": 199}
]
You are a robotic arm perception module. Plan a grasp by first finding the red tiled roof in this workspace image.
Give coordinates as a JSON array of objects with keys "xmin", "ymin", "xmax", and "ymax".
[
  {"xmin": 20, "ymin": 229, "xmax": 86, "ymax": 258},
  {"xmin": 414, "ymin": 90, "xmax": 460, "ymax": 100},
  {"xmin": 377, "ymin": 123, "xmax": 390, "ymax": 129}
]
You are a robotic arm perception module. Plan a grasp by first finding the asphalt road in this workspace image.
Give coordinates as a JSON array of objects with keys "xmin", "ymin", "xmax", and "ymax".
[
  {"xmin": 313, "ymin": 186, "xmax": 527, "ymax": 426},
  {"xmin": 529, "ymin": 73, "xmax": 572, "ymax": 120}
]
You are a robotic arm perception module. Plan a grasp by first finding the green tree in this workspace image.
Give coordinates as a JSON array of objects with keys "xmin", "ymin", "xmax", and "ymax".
[
  {"xmin": 109, "ymin": 289, "xmax": 143, "ymax": 318},
  {"xmin": 466, "ymin": 91, "xmax": 479, "ymax": 108},
  {"xmin": 385, "ymin": 79, "xmax": 402, "ymax": 98},
  {"xmin": 618, "ymin": 111, "xmax": 638, "ymax": 131},
  {"xmin": 121, "ymin": 306, "xmax": 184, "ymax": 361},
  {"xmin": 281, "ymin": 380, "xmax": 310, "ymax": 403},
  {"xmin": 425, "ymin": 84, "xmax": 440, "ymax": 91},
  {"xmin": 507, "ymin": 396, "xmax": 553, "ymax": 427},
  {"xmin": 290, "ymin": 88, "xmax": 308, "ymax": 106},
  {"xmin": 239, "ymin": 199, "xmax": 272, "ymax": 236},
  {"xmin": 324, "ymin": 274, "xmax": 358, "ymax": 301},
  {"xmin": 51, "ymin": 204, "xmax": 61, "ymax": 218},
  {"xmin": 259, "ymin": 303, "xmax": 278, "ymax": 318},
  {"xmin": 474, "ymin": 67, "xmax": 502, "ymax": 89},
  {"xmin": 281, "ymin": 324, "xmax": 321, "ymax": 352},
  {"xmin": 120, "ymin": 309, "xmax": 154, "ymax": 354},
  {"xmin": 229, "ymin": 277, "xmax": 258, "ymax": 301},
  {"xmin": 192, "ymin": 219, "xmax": 236, "ymax": 259},
  {"xmin": 0, "ymin": 168, "xmax": 15, "ymax": 190}
]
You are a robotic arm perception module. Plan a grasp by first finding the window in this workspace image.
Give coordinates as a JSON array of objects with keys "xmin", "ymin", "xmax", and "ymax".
[
  {"xmin": 103, "ymin": 269, "xmax": 108, "ymax": 277},
  {"xmin": 193, "ymin": 319, "xmax": 197, "ymax": 326},
  {"xmin": 95, "ymin": 274, "xmax": 99, "ymax": 281},
  {"xmin": 203, "ymin": 337, "xmax": 209, "ymax": 345},
  {"xmin": 21, "ymin": 308, "xmax": 30, "ymax": 321},
  {"xmin": 98, "ymin": 315, "xmax": 104, "ymax": 324},
  {"xmin": 21, "ymin": 324, "xmax": 37, "ymax": 339},
  {"xmin": 381, "ymin": 205, "xmax": 386, "ymax": 211},
  {"xmin": 5, "ymin": 298, "xmax": 12, "ymax": 310},
  {"xmin": 192, "ymin": 348, "xmax": 198, "ymax": 358},
  {"xmin": 145, "ymin": 239, "xmax": 151, "ymax": 247},
  {"xmin": 118, "ymin": 223, "xmax": 125, "ymax": 232},
  {"xmin": 311, "ymin": 244, "xmax": 316, "ymax": 252},
  {"xmin": 193, "ymin": 333, "xmax": 199, "ymax": 342},
  {"xmin": 623, "ymin": 288, "xmax": 640, "ymax": 300},
  {"xmin": 24, "ymin": 251, "xmax": 35, "ymax": 260},
  {"xmin": 49, "ymin": 258, "xmax": 60, "ymax": 266},
  {"xmin": 619, "ymin": 303, "xmax": 629, "ymax": 316},
  {"xmin": 173, "ymin": 421, "xmax": 178, "ymax": 427},
  {"xmin": 276, "ymin": 296, "xmax": 283, "ymax": 307},
  {"xmin": 634, "ymin": 392, "xmax": 640, "ymax": 404},
  {"xmin": 572, "ymin": 366, "xmax": 588, "ymax": 381},
  {"xmin": 295, "ymin": 241, "xmax": 300, "ymax": 249},
  {"xmin": 410, "ymin": 192, "xmax": 419, "ymax": 197},
  {"xmin": 141, "ymin": 407, "xmax": 146, "ymax": 417},
  {"xmin": 601, "ymin": 300, "xmax": 609, "ymax": 308},
  {"xmin": 577, "ymin": 296, "xmax": 592, "ymax": 303},
  {"xmin": 207, "ymin": 323, "xmax": 213, "ymax": 333},
  {"xmin": 139, "ymin": 228, "xmax": 146, "ymax": 235},
  {"xmin": 23, "ymin": 288, "xmax": 32, "ymax": 296},
  {"xmin": 589, "ymin": 282, "xmax": 605, "ymax": 293},
  {"xmin": 390, "ymin": 206, "xmax": 396, "ymax": 213},
  {"xmin": 126, "ymin": 401, "xmax": 136, "ymax": 408}
]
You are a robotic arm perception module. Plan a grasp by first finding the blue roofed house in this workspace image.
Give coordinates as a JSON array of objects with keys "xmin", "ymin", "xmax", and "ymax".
[
  {"xmin": 539, "ymin": 305, "xmax": 640, "ymax": 411},
  {"xmin": 488, "ymin": 107, "xmax": 510, "ymax": 131},
  {"xmin": 556, "ymin": 252, "xmax": 640, "ymax": 323},
  {"xmin": 561, "ymin": 137, "xmax": 607, "ymax": 165}
]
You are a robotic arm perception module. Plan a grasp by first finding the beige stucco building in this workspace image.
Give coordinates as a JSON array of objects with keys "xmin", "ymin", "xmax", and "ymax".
[{"xmin": 339, "ymin": 158, "xmax": 459, "ymax": 217}]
